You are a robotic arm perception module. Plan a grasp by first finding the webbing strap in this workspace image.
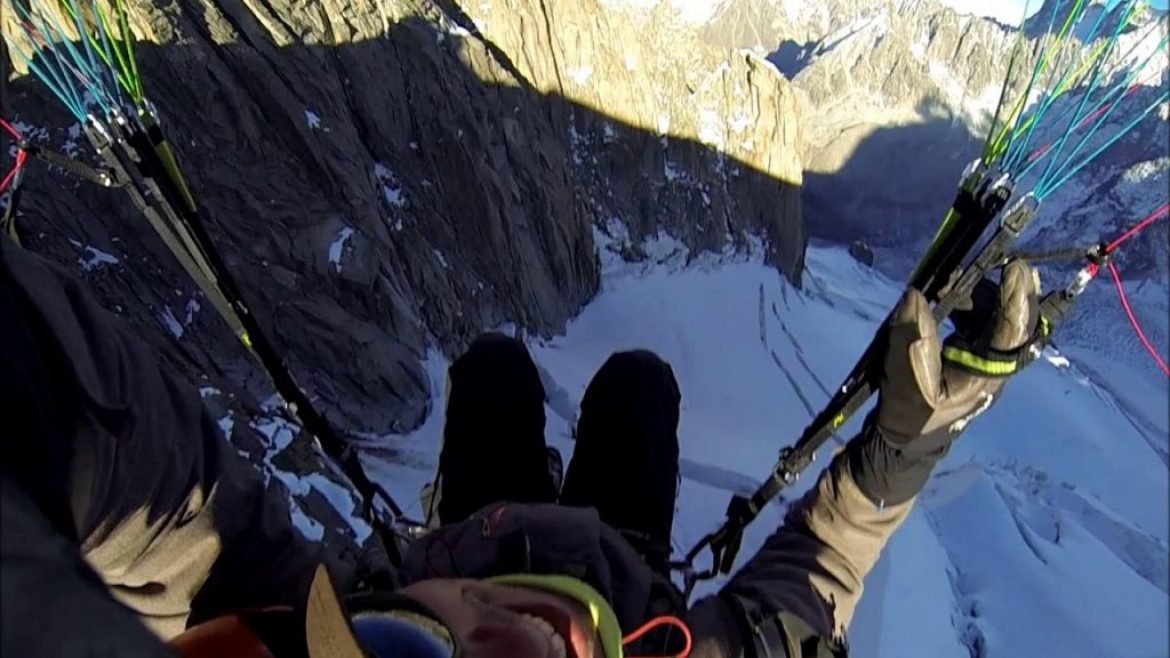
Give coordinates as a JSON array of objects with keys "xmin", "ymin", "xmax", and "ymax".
[
  {"xmin": 90, "ymin": 127, "xmax": 249, "ymax": 342},
  {"xmin": 943, "ymin": 347, "xmax": 1019, "ymax": 376},
  {"xmin": 943, "ymin": 318, "xmax": 1052, "ymax": 378},
  {"xmin": 27, "ymin": 146, "xmax": 117, "ymax": 188}
]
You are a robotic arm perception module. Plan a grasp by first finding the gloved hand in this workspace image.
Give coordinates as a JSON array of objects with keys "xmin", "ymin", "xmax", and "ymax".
[{"xmin": 848, "ymin": 259, "xmax": 1041, "ymax": 507}]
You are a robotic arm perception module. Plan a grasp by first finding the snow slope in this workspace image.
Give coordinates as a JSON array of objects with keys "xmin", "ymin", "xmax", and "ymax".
[{"xmin": 362, "ymin": 236, "xmax": 1168, "ymax": 656}]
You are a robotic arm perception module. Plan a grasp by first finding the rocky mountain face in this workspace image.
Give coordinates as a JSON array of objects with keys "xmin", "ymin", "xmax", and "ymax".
[
  {"xmin": 701, "ymin": 0, "xmax": 1168, "ymax": 274},
  {"xmin": 2, "ymin": 0, "xmax": 806, "ymax": 569},
  {"xmin": 698, "ymin": 0, "xmax": 1167, "ymax": 388},
  {"xmin": 2, "ymin": 0, "xmax": 805, "ymax": 440},
  {"xmin": 703, "ymin": 0, "xmax": 1020, "ymax": 248}
]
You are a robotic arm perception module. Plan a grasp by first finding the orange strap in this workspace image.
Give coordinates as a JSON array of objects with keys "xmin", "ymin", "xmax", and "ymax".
[{"xmin": 623, "ymin": 614, "xmax": 693, "ymax": 658}]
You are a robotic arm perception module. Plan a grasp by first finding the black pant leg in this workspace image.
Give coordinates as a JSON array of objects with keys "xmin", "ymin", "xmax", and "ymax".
[
  {"xmin": 437, "ymin": 333, "xmax": 556, "ymax": 525},
  {"xmin": 560, "ymin": 350, "xmax": 681, "ymax": 569}
]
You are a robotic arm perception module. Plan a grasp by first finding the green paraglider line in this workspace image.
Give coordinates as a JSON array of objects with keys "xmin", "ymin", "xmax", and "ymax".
[
  {"xmin": 921, "ymin": 1, "xmax": 1039, "ymax": 284},
  {"xmin": 1031, "ymin": 30, "xmax": 1168, "ymax": 189},
  {"xmin": 1017, "ymin": 22, "xmax": 1166, "ymax": 180},
  {"xmin": 1001, "ymin": 20, "xmax": 1116, "ymax": 172},
  {"xmin": 979, "ymin": 0, "xmax": 1034, "ymax": 165},
  {"xmin": 96, "ymin": 1, "xmax": 137, "ymax": 100},
  {"xmin": 115, "ymin": 0, "xmax": 145, "ymax": 103},
  {"xmin": 1012, "ymin": 19, "xmax": 1157, "ymax": 175},
  {"xmin": 60, "ymin": 0, "xmax": 134, "ymax": 106},
  {"xmin": 95, "ymin": 0, "xmax": 142, "ymax": 104},
  {"xmin": 979, "ymin": 30, "xmax": 1027, "ymax": 165},
  {"xmin": 988, "ymin": 0, "xmax": 1090, "ymax": 162},
  {"xmin": 1003, "ymin": 0, "xmax": 1155, "ymax": 164}
]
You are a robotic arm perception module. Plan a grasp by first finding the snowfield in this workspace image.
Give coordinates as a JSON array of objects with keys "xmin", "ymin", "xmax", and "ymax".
[{"xmin": 355, "ymin": 237, "xmax": 1167, "ymax": 657}]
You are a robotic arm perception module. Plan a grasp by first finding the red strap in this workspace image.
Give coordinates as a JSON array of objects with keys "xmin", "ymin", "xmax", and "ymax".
[
  {"xmin": 1107, "ymin": 261, "xmax": 1169, "ymax": 377},
  {"xmin": 623, "ymin": 614, "xmax": 694, "ymax": 658}
]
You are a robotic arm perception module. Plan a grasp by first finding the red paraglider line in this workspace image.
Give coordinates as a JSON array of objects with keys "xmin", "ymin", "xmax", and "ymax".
[
  {"xmin": 1, "ymin": 119, "xmax": 29, "ymax": 195},
  {"xmin": 1106, "ymin": 203, "xmax": 1169, "ymax": 254},
  {"xmin": 1108, "ymin": 261, "xmax": 1170, "ymax": 377},
  {"xmin": 1090, "ymin": 205, "xmax": 1170, "ymax": 377},
  {"xmin": 0, "ymin": 151, "xmax": 28, "ymax": 195}
]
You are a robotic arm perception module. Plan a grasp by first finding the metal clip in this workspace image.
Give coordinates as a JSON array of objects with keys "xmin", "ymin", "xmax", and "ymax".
[
  {"xmin": 999, "ymin": 193, "xmax": 1039, "ymax": 235},
  {"xmin": 1066, "ymin": 245, "xmax": 1110, "ymax": 297},
  {"xmin": 957, "ymin": 159, "xmax": 988, "ymax": 195}
]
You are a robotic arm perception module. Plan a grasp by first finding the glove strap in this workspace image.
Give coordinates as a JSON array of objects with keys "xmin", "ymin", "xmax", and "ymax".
[{"xmin": 942, "ymin": 316, "xmax": 1052, "ymax": 378}]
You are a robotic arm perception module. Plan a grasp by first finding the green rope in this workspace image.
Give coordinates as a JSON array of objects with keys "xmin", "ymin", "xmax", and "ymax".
[
  {"xmin": 94, "ymin": 0, "xmax": 141, "ymax": 104},
  {"xmin": 115, "ymin": 0, "xmax": 144, "ymax": 103},
  {"xmin": 988, "ymin": 0, "xmax": 1090, "ymax": 162}
]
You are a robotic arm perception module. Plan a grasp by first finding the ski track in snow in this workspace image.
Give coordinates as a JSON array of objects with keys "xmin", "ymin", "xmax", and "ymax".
[{"xmin": 352, "ymin": 242, "xmax": 1166, "ymax": 656}]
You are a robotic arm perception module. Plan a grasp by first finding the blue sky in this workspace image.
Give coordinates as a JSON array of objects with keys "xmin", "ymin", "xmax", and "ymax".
[{"xmin": 939, "ymin": 0, "xmax": 1169, "ymax": 24}]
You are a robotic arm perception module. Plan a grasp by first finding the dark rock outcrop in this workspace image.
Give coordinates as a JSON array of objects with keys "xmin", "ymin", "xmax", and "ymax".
[{"xmin": 849, "ymin": 240, "xmax": 875, "ymax": 267}]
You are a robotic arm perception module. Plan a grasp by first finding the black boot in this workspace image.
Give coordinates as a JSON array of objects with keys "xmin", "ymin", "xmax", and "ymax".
[
  {"xmin": 437, "ymin": 333, "xmax": 557, "ymax": 525},
  {"xmin": 560, "ymin": 350, "xmax": 681, "ymax": 574}
]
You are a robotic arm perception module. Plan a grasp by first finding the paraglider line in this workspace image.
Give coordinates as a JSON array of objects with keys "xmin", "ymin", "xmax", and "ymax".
[
  {"xmin": 1108, "ymin": 261, "xmax": 1170, "ymax": 377},
  {"xmin": 1037, "ymin": 87, "xmax": 1170, "ymax": 198},
  {"xmin": 1106, "ymin": 203, "xmax": 1169, "ymax": 255},
  {"xmin": 1004, "ymin": 15, "xmax": 1164, "ymax": 174}
]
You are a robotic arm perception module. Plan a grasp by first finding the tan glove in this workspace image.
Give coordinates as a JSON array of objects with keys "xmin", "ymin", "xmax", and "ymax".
[{"xmin": 847, "ymin": 259, "xmax": 1042, "ymax": 506}]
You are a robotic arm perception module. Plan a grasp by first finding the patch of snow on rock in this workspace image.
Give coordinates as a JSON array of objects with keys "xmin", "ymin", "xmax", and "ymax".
[{"xmin": 328, "ymin": 227, "xmax": 355, "ymax": 273}]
